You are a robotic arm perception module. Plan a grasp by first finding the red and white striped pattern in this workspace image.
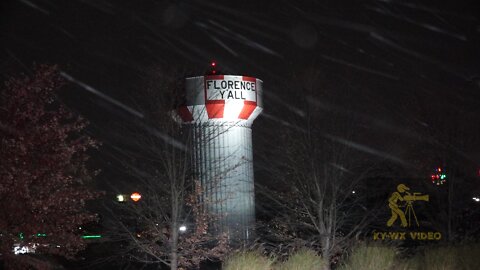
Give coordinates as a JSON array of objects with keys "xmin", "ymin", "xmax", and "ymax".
[{"xmin": 177, "ymin": 75, "xmax": 262, "ymax": 124}]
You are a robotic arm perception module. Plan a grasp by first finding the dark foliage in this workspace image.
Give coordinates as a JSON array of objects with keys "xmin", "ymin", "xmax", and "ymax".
[{"xmin": 0, "ymin": 65, "xmax": 100, "ymax": 269}]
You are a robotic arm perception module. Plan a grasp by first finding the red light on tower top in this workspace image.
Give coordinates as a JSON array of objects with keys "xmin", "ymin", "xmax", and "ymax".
[{"xmin": 210, "ymin": 61, "xmax": 217, "ymax": 74}]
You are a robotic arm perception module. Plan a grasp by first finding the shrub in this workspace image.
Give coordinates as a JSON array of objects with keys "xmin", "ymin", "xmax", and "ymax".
[
  {"xmin": 223, "ymin": 251, "xmax": 275, "ymax": 270},
  {"xmin": 422, "ymin": 246, "xmax": 457, "ymax": 270},
  {"xmin": 392, "ymin": 254, "xmax": 421, "ymax": 270},
  {"xmin": 339, "ymin": 244, "xmax": 396, "ymax": 270},
  {"xmin": 394, "ymin": 244, "xmax": 480, "ymax": 270},
  {"xmin": 456, "ymin": 244, "xmax": 480, "ymax": 270},
  {"xmin": 279, "ymin": 249, "xmax": 326, "ymax": 270}
]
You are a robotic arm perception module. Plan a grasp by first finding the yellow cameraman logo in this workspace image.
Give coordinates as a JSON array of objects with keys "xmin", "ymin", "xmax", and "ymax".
[
  {"xmin": 373, "ymin": 184, "xmax": 441, "ymax": 241},
  {"xmin": 387, "ymin": 184, "xmax": 429, "ymax": 227}
]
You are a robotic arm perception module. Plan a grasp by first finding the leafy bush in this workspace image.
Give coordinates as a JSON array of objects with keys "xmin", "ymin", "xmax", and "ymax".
[
  {"xmin": 279, "ymin": 249, "xmax": 326, "ymax": 270},
  {"xmin": 223, "ymin": 251, "xmax": 275, "ymax": 270}
]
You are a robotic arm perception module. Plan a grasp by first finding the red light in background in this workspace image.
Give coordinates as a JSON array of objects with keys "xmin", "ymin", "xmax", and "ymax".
[
  {"xmin": 130, "ymin": 192, "xmax": 141, "ymax": 202},
  {"xmin": 211, "ymin": 61, "xmax": 216, "ymax": 67}
]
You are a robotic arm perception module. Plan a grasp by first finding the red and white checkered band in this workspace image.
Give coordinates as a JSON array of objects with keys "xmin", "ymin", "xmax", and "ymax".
[{"xmin": 177, "ymin": 75, "xmax": 263, "ymax": 124}]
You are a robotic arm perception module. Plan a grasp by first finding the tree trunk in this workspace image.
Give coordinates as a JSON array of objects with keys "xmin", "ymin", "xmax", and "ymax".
[
  {"xmin": 321, "ymin": 235, "xmax": 331, "ymax": 270},
  {"xmin": 171, "ymin": 192, "xmax": 179, "ymax": 270},
  {"xmin": 171, "ymin": 220, "xmax": 179, "ymax": 270}
]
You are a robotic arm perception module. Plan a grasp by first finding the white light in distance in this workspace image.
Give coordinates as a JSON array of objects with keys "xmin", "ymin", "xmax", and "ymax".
[{"xmin": 179, "ymin": 225, "xmax": 187, "ymax": 232}]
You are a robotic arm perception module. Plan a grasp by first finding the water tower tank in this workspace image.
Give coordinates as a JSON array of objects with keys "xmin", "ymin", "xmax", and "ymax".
[{"xmin": 176, "ymin": 74, "xmax": 263, "ymax": 242}]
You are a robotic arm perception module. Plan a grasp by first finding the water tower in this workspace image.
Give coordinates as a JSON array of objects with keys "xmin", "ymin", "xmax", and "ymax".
[{"xmin": 176, "ymin": 68, "xmax": 263, "ymax": 242}]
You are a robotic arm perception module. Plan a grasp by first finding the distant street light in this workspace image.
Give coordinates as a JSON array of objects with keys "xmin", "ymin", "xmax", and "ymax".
[
  {"xmin": 130, "ymin": 192, "xmax": 142, "ymax": 202},
  {"xmin": 116, "ymin": 194, "xmax": 126, "ymax": 202},
  {"xmin": 473, "ymin": 197, "xmax": 480, "ymax": 202},
  {"xmin": 179, "ymin": 225, "xmax": 187, "ymax": 232}
]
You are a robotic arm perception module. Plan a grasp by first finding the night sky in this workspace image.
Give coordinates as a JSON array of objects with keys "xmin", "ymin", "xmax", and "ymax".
[
  {"xmin": 1, "ymin": 0, "xmax": 480, "ymax": 185},
  {"xmin": 2, "ymin": 1, "xmax": 480, "ymax": 268}
]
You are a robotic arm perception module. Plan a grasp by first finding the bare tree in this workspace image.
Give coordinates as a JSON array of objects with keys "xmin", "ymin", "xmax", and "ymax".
[
  {"xmin": 254, "ymin": 71, "xmax": 379, "ymax": 269},
  {"xmin": 100, "ymin": 67, "xmax": 229, "ymax": 269},
  {"xmin": 399, "ymin": 83, "xmax": 480, "ymax": 241}
]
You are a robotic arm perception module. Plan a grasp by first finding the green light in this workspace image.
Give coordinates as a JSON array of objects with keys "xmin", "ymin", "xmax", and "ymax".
[
  {"xmin": 19, "ymin": 232, "xmax": 24, "ymax": 240},
  {"xmin": 440, "ymin": 174, "xmax": 446, "ymax": 180},
  {"xmin": 81, "ymin": 235, "xmax": 102, "ymax": 239},
  {"xmin": 36, "ymin": 233, "xmax": 47, "ymax": 237}
]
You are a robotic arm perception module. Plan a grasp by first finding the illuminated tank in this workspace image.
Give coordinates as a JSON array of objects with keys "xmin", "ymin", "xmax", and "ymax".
[{"xmin": 176, "ymin": 72, "xmax": 263, "ymax": 242}]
